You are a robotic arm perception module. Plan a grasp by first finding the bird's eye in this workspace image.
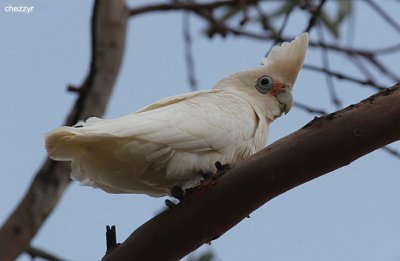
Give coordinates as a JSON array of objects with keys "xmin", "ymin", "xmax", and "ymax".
[{"xmin": 255, "ymin": 76, "xmax": 274, "ymax": 94}]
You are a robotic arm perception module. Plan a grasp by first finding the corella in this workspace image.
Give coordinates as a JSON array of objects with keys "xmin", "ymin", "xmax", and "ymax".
[{"xmin": 45, "ymin": 33, "xmax": 309, "ymax": 197}]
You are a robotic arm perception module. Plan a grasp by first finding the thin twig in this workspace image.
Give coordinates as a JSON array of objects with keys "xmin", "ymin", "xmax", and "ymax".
[
  {"xmin": 317, "ymin": 23, "xmax": 341, "ymax": 108},
  {"xmin": 189, "ymin": 3, "xmax": 229, "ymax": 38},
  {"xmin": 304, "ymin": 0, "xmax": 327, "ymax": 33},
  {"xmin": 276, "ymin": 6, "xmax": 292, "ymax": 39},
  {"xmin": 294, "ymin": 101, "xmax": 327, "ymax": 115},
  {"xmin": 303, "ymin": 64, "xmax": 386, "ymax": 90},
  {"xmin": 183, "ymin": 11, "xmax": 198, "ymax": 91},
  {"xmin": 188, "ymin": 11, "xmax": 393, "ymax": 91},
  {"xmin": 362, "ymin": 55, "xmax": 400, "ymax": 82},
  {"xmin": 129, "ymin": 0, "xmax": 257, "ymax": 17},
  {"xmin": 382, "ymin": 145, "xmax": 400, "ymax": 159},
  {"xmin": 25, "ymin": 246, "xmax": 65, "ymax": 261},
  {"xmin": 268, "ymin": 4, "xmax": 293, "ymax": 53},
  {"xmin": 345, "ymin": 0, "xmax": 356, "ymax": 47},
  {"xmin": 374, "ymin": 43, "xmax": 400, "ymax": 55},
  {"xmin": 239, "ymin": 0, "xmax": 249, "ymax": 26},
  {"xmin": 104, "ymin": 225, "xmax": 120, "ymax": 257},
  {"xmin": 349, "ymin": 55, "xmax": 377, "ymax": 85},
  {"xmin": 364, "ymin": 0, "xmax": 400, "ymax": 35},
  {"xmin": 216, "ymin": 25, "xmax": 379, "ymax": 59},
  {"xmin": 129, "ymin": 2, "xmax": 400, "ymax": 59}
]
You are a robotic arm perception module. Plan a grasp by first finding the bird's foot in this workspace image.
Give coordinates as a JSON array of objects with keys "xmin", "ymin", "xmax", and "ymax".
[
  {"xmin": 170, "ymin": 185, "xmax": 185, "ymax": 201},
  {"xmin": 200, "ymin": 161, "xmax": 230, "ymax": 182},
  {"xmin": 165, "ymin": 199, "xmax": 177, "ymax": 209},
  {"xmin": 165, "ymin": 186, "xmax": 185, "ymax": 209},
  {"xmin": 195, "ymin": 161, "xmax": 230, "ymax": 195},
  {"xmin": 214, "ymin": 161, "xmax": 230, "ymax": 174}
]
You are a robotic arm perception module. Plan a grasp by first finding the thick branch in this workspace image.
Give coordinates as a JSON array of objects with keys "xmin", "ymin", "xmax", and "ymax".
[
  {"xmin": 0, "ymin": 1, "xmax": 128, "ymax": 260},
  {"xmin": 103, "ymin": 84, "xmax": 400, "ymax": 260}
]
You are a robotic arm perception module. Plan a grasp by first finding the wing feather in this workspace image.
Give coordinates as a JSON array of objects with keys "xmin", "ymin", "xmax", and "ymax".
[
  {"xmin": 45, "ymin": 89, "xmax": 260, "ymax": 194},
  {"xmin": 57, "ymin": 89, "xmax": 258, "ymax": 153}
]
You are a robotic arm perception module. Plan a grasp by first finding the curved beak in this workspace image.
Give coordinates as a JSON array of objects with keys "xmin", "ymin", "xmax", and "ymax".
[{"xmin": 276, "ymin": 84, "xmax": 293, "ymax": 114}]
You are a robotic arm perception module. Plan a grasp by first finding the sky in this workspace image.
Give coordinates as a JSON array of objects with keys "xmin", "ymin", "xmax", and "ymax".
[{"xmin": 1, "ymin": 0, "xmax": 399, "ymax": 260}]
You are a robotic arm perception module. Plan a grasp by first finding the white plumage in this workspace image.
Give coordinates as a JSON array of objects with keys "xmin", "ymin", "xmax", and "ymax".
[{"xmin": 45, "ymin": 33, "xmax": 309, "ymax": 197}]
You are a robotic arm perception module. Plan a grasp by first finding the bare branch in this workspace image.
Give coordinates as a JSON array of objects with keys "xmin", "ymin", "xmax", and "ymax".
[
  {"xmin": 183, "ymin": 11, "xmax": 198, "ymax": 91},
  {"xmin": 25, "ymin": 246, "xmax": 65, "ymax": 261},
  {"xmin": 293, "ymin": 101, "xmax": 327, "ymax": 116},
  {"xmin": 362, "ymin": 55, "xmax": 400, "ymax": 83},
  {"xmin": 374, "ymin": 43, "xmax": 400, "ymax": 55},
  {"xmin": 129, "ymin": 1, "xmax": 400, "ymax": 67},
  {"xmin": 364, "ymin": 0, "xmax": 400, "ymax": 35},
  {"xmin": 349, "ymin": 55, "xmax": 377, "ymax": 84},
  {"xmin": 103, "ymin": 84, "xmax": 400, "ymax": 260},
  {"xmin": 317, "ymin": 23, "xmax": 341, "ymax": 108},
  {"xmin": 0, "ymin": 1, "xmax": 128, "ymax": 260},
  {"xmin": 303, "ymin": 64, "xmax": 386, "ymax": 90},
  {"xmin": 382, "ymin": 145, "xmax": 400, "ymax": 159},
  {"xmin": 128, "ymin": 0, "xmax": 256, "ymax": 17},
  {"xmin": 304, "ymin": 0, "xmax": 327, "ymax": 33},
  {"xmin": 268, "ymin": 4, "xmax": 293, "ymax": 52},
  {"xmin": 105, "ymin": 225, "xmax": 119, "ymax": 256}
]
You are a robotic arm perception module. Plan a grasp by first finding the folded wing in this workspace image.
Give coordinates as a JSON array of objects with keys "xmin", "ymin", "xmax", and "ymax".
[{"xmin": 45, "ymin": 89, "xmax": 261, "ymax": 195}]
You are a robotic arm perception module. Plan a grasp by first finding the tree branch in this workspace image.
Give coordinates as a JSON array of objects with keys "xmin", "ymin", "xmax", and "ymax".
[
  {"xmin": 128, "ymin": 0, "xmax": 255, "ymax": 17},
  {"xmin": 303, "ymin": 64, "xmax": 386, "ymax": 90},
  {"xmin": 25, "ymin": 245, "xmax": 65, "ymax": 261},
  {"xmin": 182, "ymin": 11, "xmax": 198, "ymax": 91},
  {"xmin": 317, "ymin": 22, "xmax": 341, "ymax": 108},
  {"xmin": 0, "ymin": 1, "xmax": 128, "ymax": 260},
  {"xmin": 128, "ymin": 1, "xmax": 399, "ymax": 92},
  {"xmin": 293, "ymin": 101, "xmax": 327, "ymax": 115},
  {"xmin": 364, "ymin": 0, "xmax": 400, "ymax": 35},
  {"xmin": 304, "ymin": 0, "xmax": 327, "ymax": 33},
  {"xmin": 103, "ymin": 85, "xmax": 400, "ymax": 260}
]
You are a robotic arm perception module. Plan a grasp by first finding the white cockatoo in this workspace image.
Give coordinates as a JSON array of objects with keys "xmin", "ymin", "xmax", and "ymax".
[{"xmin": 45, "ymin": 33, "xmax": 309, "ymax": 197}]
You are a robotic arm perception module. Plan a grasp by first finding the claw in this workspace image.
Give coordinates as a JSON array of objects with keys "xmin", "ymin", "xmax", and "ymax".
[
  {"xmin": 215, "ymin": 161, "xmax": 230, "ymax": 172},
  {"xmin": 170, "ymin": 186, "xmax": 185, "ymax": 201},
  {"xmin": 165, "ymin": 199, "xmax": 176, "ymax": 209},
  {"xmin": 215, "ymin": 161, "xmax": 223, "ymax": 171}
]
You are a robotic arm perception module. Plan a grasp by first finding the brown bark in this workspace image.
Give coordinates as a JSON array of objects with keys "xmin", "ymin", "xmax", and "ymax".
[
  {"xmin": 103, "ymin": 84, "xmax": 400, "ymax": 261},
  {"xmin": 0, "ymin": 1, "xmax": 128, "ymax": 260}
]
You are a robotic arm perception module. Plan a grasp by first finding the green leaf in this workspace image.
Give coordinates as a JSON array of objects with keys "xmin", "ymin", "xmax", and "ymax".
[
  {"xmin": 269, "ymin": 1, "xmax": 298, "ymax": 18},
  {"xmin": 188, "ymin": 251, "xmax": 214, "ymax": 261},
  {"xmin": 220, "ymin": 6, "xmax": 241, "ymax": 22},
  {"xmin": 319, "ymin": 10, "xmax": 339, "ymax": 38},
  {"xmin": 336, "ymin": 0, "xmax": 353, "ymax": 24}
]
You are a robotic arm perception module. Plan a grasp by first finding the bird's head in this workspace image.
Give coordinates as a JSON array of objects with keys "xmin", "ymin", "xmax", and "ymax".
[{"xmin": 214, "ymin": 33, "xmax": 309, "ymax": 118}]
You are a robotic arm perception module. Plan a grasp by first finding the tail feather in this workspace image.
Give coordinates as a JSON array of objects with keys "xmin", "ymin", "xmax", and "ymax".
[
  {"xmin": 45, "ymin": 126, "xmax": 112, "ymax": 160},
  {"xmin": 45, "ymin": 120, "xmax": 118, "ymax": 161},
  {"xmin": 45, "ymin": 127, "xmax": 84, "ymax": 161}
]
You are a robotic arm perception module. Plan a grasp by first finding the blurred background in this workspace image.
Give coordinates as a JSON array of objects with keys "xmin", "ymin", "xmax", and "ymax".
[{"xmin": 1, "ymin": 0, "xmax": 399, "ymax": 260}]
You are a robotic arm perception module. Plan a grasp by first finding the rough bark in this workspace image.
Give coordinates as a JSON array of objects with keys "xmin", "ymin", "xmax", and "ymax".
[
  {"xmin": 0, "ymin": 1, "xmax": 127, "ymax": 260},
  {"xmin": 103, "ymin": 84, "xmax": 400, "ymax": 261}
]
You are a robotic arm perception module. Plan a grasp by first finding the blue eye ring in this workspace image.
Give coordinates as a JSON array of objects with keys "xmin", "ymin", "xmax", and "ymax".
[{"xmin": 256, "ymin": 76, "xmax": 274, "ymax": 94}]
